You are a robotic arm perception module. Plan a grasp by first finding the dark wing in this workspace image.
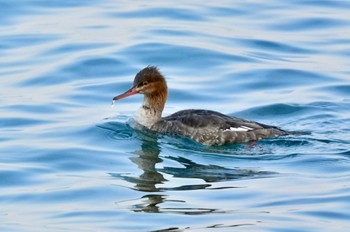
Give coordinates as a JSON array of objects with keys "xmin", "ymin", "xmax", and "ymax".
[
  {"xmin": 156, "ymin": 109, "xmax": 289, "ymax": 145},
  {"xmin": 163, "ymin": 109, "xmax": 278, "ymax": 131}
]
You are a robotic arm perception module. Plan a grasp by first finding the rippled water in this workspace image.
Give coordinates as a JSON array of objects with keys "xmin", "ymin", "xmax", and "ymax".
[{"xmin": 1, "ymin": 0, "xmax": 350, "ymax": 231}]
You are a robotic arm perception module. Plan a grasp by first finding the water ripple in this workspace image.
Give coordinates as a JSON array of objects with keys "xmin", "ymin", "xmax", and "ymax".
[
  {"xmin": 1, "ymin": 1, "xmax": 350, "ymax": 231},
  {"xmin": 269, "ymin": 17, "xmax": 349, "ymax": 31},
  {"xmin": 118, "ymin": 42, "xmax": 254, "ymax": 68},
  {"xmin": 109, "ymin": 7, "xmax": 206, "ymax": 21},
  {"xmin": 236, "ymin": 38, "xmax": 314, "ymax": 54}
]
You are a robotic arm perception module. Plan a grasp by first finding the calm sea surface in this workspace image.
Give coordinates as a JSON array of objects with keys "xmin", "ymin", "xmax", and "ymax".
[{"xmin": 1, "ymin": 0, "xmax": 350, "ymax": 231}]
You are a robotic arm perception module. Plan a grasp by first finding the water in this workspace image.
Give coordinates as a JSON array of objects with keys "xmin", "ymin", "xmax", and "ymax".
[{"xmin": 1, "ymin": 0, "xmax": 350, "ymax": 231}]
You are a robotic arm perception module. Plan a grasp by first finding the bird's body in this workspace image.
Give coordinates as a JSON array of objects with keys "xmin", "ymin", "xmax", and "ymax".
[{"xmin": 113, "ymin": 66, "xmax": 304, "ymax": 146}]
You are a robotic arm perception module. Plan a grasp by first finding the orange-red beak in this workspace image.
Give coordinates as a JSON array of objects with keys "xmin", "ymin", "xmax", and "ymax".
[{"xmin": 113, "ymin": 86, "xmax": 139, "ymax": 101}]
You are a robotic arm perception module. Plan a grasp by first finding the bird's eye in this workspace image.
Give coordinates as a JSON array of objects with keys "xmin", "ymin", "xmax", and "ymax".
[{"xmin": 142, "ymin": 81, "xmax": 148, "ymax": 86}]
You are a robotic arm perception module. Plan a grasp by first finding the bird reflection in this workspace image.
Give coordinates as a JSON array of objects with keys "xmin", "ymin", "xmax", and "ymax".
[
  {"xmin": 127, "ymin": 136, "xmax": 166, "ymax": 192},
  {"xmin": 160, "ymin": 156, "xmax": 275, "ymax": 183},
  {"xmin": 109, "ymin": 124, "xmax": 276, "ymax": 214}
]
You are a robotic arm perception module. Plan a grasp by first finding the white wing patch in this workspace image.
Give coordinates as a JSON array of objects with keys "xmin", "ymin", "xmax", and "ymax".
[{"xmin": 224, "ymin": 126, "xmax": 253, "ymax": 132}]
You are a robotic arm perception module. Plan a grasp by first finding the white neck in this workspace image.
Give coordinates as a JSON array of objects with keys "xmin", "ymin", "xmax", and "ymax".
[{"xmin": 134, "ymin": 99, "xmax": 162, "ymax": 128}]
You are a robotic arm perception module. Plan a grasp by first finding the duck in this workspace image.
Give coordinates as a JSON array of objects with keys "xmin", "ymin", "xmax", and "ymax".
[{"xmin": 113, "ymin": 66, "xmax": 305, "ymax": 146}]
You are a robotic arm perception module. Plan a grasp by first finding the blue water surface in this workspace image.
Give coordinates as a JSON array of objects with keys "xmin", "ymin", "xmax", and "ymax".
[{"xmin": 1, "ymin": 0, "xmax": 350, "ymax": 231}]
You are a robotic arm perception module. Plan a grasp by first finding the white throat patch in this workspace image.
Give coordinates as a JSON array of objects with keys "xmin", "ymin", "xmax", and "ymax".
[{"xmin": 134, "ymin": 105, "xmax": 160, "ymax": 128}]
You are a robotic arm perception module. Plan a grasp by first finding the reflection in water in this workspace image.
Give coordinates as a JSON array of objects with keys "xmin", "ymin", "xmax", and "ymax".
[
  {"xmin": 160, "ymin": 156, "xmax": 275, "ymax": 183},
  {"xmin": 117, "ymin": 194, "xmax": 219, "ymax": 214},
  {"xmin": 105, "ymin": 121, "xmax": 277, "ymax": 214},
  {"xmin": 110, "ymin": 138, "xmax": 166, "ymax": 192},
  {"xmin": 117, "ymin": 194, "xmax": 231, "ymax": 215}
]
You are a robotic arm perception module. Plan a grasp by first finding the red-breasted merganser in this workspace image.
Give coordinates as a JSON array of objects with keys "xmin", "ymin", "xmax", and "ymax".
[{"xmin": 113, "ymin": 66, "xmax": 304, "ymax": 146}]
